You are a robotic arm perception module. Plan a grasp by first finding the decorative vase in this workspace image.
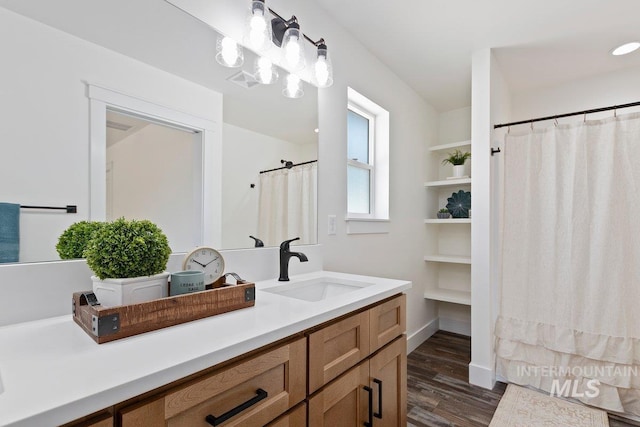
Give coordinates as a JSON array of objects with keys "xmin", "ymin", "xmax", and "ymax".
[
  {"xmin": 92, "ymin": 272, "xmax": 170, "ymax": 307},
  {"xmin": 437, "ymin": 212, "xmax": 451, "ymax": 219},
  {"xmin": 452, "ymin": 164, "xmax": 465, "ymax": 178}
]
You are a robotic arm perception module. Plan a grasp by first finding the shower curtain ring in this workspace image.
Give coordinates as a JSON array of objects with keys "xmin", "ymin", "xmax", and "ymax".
[
  {"xmin": 507, "ymin": 126, "xmax": 511, "ymax": 134},
  {"xmin": 583, "ymin": 112, "xmax": 587, "ymax": 123},
  {"xmin": 614, "ymin": 107, "xmax": 617, "ymax": 118},
  {"xmin": 554, "ymin": 117, "xmax": 558, "ymax": 127},
  {"xmin": 530, "ymin": 121, "xmax": 534, "ymax": 131}
]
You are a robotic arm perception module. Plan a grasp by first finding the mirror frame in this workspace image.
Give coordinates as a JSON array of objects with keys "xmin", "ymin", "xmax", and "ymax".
[{"xmin": 87, "ymin": 83, "xmax": 222, "ymax": 247}]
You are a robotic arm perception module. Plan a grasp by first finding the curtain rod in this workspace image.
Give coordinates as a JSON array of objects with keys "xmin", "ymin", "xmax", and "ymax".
[
  {"xmin": 259, "ymin": 159, "xmax": 317, "ymax": 174},
  {"xmin": 494, "ymin": 101, "xmax": 640, "ymax": 129}
]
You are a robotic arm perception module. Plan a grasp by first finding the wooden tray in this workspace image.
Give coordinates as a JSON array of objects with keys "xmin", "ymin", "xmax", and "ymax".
[{"xmin": 72, "ymin": 277, "xmax": 255, "ymax": 344}]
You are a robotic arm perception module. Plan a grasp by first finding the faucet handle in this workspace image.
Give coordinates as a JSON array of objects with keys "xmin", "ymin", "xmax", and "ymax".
[
  {"xmin": 249, "ymin": 235, "xmax": 264, "ymax": 247},
  {"xmin": 280, "ymin": 237, "xmax": 300, "ymax": 250}
]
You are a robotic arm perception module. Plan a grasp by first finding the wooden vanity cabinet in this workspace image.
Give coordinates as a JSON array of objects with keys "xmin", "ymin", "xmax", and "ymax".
[
  {"xmin": 67, "ymin": 294, "xmax": 406, "ymax": 427},
  {"xmin": 308, "ymin": 294, "xmax": 407, "ymax": 427},
  {"xmin": 119, "ymin": 337, "xmax": 306, "ymax": 427}
]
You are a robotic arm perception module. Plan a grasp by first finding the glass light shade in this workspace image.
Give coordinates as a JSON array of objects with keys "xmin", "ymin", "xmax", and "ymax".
[
  {"xmin": 281, "ymin": 25, "xmax": 306, "ymax": 71},
  {"xmin": 283, "ymin": 73, "xmax": 304, "ymax": 98},
  {"xmin": 245, "ymin": 0, "xmax": 272, "ymax": 52},
  {"xmin": 215, "ymin": 36, "xmax": 244, "ymax": 68},
  {"xmin": 314, "ymin": 44, "xmax": 333, "ymax": 88},
  {"xmin": 255, "ymin": 56, "xmax": 279, "ymax": 84}
]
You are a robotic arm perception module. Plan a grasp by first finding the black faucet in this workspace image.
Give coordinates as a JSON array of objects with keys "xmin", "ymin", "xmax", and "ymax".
[
  {"xmin": 249, "ymin": 235, "xmax": 264, "ymax": 247},
  {"xmin": 279, "ymin": 237, "xmax": 308, "ymax": 281}
]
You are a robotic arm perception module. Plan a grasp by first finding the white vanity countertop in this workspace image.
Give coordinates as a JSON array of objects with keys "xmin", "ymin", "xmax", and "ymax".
[{"xmin": 0, "ymin": 271, "xmax": 411, "ymax": 427}]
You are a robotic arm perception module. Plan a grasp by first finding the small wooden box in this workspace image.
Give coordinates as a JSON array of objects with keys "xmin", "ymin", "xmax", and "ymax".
[{"xmin": 72, "ymin": 278, "xmax": 255, "ymax": 344}]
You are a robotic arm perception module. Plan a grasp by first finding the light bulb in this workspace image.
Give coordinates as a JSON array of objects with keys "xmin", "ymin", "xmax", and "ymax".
[
  {"xmin": 245, "ymin": 0, "xmax": 271, "ymax": 52},
  {"xmin": 255, "ymin": 56, "xmax": 278, "ymax": 84},
  {"xmin": 283, "ymin": 73, "xmax": 303, "ymax": 98},
  {"xmin": 281, "ymin": 23, "xmax": 305, "ymax": 71},
  {"xmin": 313, "ymin": 42, "xmax": 333, "ymax": 88},
  {"xmin": 216, "ymin": 36, "xmax": 243, "ymax": 68}
]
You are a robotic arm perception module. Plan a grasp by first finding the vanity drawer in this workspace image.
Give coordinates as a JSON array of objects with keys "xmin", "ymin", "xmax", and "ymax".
[
  {"xmin": 308, "ymin": 311, "xmax": 370, "ymax": 394},
  {"xmin": 369, "ymin": 294, "xmax": 406, "ymax": 353},
  {"xmin": 120, "ymin": 337, "xmax": 306, "ymax": 427}
]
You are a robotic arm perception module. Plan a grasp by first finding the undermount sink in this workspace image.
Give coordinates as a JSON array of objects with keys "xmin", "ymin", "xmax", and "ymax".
[{"xmin": 261, "ymin": 277, "xmax": 374, "ymax": 302}]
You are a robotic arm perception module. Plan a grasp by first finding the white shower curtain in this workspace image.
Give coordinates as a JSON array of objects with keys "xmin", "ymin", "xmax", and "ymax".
[
  {"xmin": 495, "ymin": 112, "xmax": 640, "ymax": 415},
  {"xmin": 257, "ymin": 162, "xmax": 317, "ymax": 247}
]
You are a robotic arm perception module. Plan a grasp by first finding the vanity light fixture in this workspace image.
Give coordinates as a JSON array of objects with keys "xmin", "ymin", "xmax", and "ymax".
[
  {"xmin": 245, "ymin": 0, "xmax": 272, "ymax": 52},
  {"xmin": 611, "ymin": 41, "xmax": 640, "ymax": 56},
  {"xmin": 255, "ymin": 56, "xmax": 278, "ymax": 84},
  {"xmin": 283, "ymin": 73, "xmax": 304, "ymax": 99},
  {"xmin": 216, "ymin": 36, "xmax": 244, "ymax": 68},
  {"xmin": 243, "ymin": 1, "xmax": 334, "ymax": 90}
]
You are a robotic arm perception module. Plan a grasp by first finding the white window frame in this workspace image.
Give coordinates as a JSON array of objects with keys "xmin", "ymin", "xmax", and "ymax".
[
  {"xmin": 346, "ymin": 87, "xmax": 390, "ymax": 234},
  {"xmin": 347, "ymin": 103, "xmax": 376, "ymax": 218}
]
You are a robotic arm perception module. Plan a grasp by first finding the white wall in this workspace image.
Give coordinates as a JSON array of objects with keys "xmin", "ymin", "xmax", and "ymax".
[
  {"xmin": 511, "ymin": 66, "xmax": 640, "ymax": 122},
  {"xmin": 221, "ymin": 123, "xmax": 316, "ymax": 249},
  {"xmin": 0, "ymin": 8, "xmax": 222, "ymax": 262},
  {"xmin": 470, "ymin": 48, "xmax": 512, "ymax": 389},
  {"xmin": 107, "ymin": 123, "xmax": 199, "ymax": 252}
]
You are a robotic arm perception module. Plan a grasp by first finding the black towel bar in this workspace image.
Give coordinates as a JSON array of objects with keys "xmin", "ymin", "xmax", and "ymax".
[{"xmin": 21, "ymin": 205, "xmax": 77, "ymax": 213}]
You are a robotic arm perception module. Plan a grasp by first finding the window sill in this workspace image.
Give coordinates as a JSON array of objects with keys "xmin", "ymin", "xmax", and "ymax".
[{"xmin": 345, "ymin": 218, "xmax": 390, "ymax": 234}]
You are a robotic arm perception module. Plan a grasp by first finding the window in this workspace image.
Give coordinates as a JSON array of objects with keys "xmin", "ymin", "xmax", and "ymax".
[
  {"xmin": 346, "ymin": 88, "xmax": 389, "ymax": 233},
  {"xmin": 347, "ymin": 106, "xmax": 374, "ymax": 215}
]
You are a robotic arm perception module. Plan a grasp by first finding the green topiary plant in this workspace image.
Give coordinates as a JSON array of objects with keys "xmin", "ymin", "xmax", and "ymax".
[
  {"xmin": 84, "ymin": 218, "xmax": 171, "ymax": 280},
  {"xmin": 56, "ymin": 221, "xmax": 105, "ymax": 259},
  {"xmin": 442, "ymin": 149, "xmax": 471, "ymax": 166},
  {"xmin": 438, "ymin": 208, "xmax": 450, "ymax": 214}
]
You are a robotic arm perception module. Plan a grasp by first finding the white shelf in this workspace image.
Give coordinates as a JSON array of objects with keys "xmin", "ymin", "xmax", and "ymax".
[
  {"xmin": 424, "ymin": 178, "xmax": 471, "ymax": 188},
  {"xmin": 424, "ymin": 218, "xmax": 471, "ymax": 224},
  {"xmin": 428, "ymin": 140, "xmax": 472, "ymax": 153},
  {"xmin": 424, "ymin": 255, "xmax": 471, "ymax": 264},
  {"xmin": 424, "ymin": 288, "xmax": 471, "ymax": 305}
]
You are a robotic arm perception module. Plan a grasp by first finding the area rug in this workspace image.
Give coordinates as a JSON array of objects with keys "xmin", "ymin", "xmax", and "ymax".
[{"xmin": 489, "ymin": 384, "xmax": 609, "ymax": 427}]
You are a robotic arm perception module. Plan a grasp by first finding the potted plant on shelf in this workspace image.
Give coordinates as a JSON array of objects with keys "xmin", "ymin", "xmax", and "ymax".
[
  {"xmin": 56, "ymin": 220, "xmax": 104, "ymax": 259},
  {"xmin": 437, "ymin": 208, "xmax": 452, "ymax": 219},
  {"xmin": 442, "ymin": 149, "xmax": 471, "ymax": 178},
  {"xmin": 85, "ymin": 217, "xmax": 172, "ymax": 307}
]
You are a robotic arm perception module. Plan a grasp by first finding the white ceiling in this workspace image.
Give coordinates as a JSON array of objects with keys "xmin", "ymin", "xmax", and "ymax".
[{"xmin": 313, "ymin": 0, "xmax": 640, "ymax": 111}]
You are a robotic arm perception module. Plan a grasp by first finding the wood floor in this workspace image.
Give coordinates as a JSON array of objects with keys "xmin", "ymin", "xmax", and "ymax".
[{"xmin": 407, "ymin": 331, "xmax": 639, "ymax": 427}]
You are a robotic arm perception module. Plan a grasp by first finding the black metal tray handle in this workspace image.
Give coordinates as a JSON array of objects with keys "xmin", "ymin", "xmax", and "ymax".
[
  {"xmin": 373, "ymin": 378, "xmax": 383, "ymax": 419},
  {"xmin": 205, "ymin": 388, "xmax": 268, "ymax": 426},
  {"xmin": 363, "ymin": 385, "xmax": 373, "ymax": 427}
]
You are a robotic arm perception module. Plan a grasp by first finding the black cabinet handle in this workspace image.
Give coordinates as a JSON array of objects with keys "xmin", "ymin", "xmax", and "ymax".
[
  {"xmin": 363, "ymin": 385, "xmax": 373, "ymax": 427},
  {"xmin": 205, "ymin": 388, "xmax": 268, "ymax": 426},
  {"xmin": 373, "ymin": 378, "xmax": 383, "ymax": 419}
]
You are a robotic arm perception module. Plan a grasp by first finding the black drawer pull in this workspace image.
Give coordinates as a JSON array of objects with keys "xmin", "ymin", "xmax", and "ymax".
[
  {"xmin": 373, "ymin": 378, "xmax": 383, "ymax": 419},
  {"xmin": 363, "ymin": 385, "xmax": 373, "ymax": 427},
  {"xmin": 205, "ymin": 388, "xmax": 268, "ymax": 426}
]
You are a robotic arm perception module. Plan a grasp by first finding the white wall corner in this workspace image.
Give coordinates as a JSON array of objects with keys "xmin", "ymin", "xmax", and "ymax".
[
  {"xmin": 407, "ymin": 317, "xmax": 439, "ymax": 354},
  {"xmin": 438, "ymin": 317, "xmax": 471, "ymax": 337},
  {"xmin": 469, "ymin": 362, "xmax": 496, "ymax": 390}
]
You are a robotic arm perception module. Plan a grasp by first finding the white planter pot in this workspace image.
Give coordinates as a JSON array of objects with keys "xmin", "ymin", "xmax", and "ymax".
[
  {"xmin": 452, "ymin": 164, "xmax": 465, "ymax": 178},
  {"xmin": 92, "ymin": 272, "xmax": 170, "ymax": 307}
]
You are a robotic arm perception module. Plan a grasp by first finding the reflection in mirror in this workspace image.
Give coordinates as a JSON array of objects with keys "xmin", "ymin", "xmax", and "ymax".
[
  {"xmin": 0, "ymin": 0, "xmax": 317, "ymax": 264},
  {"xmin": 106, "ymin": 110, "xmax": 202, "ymax": 253}
]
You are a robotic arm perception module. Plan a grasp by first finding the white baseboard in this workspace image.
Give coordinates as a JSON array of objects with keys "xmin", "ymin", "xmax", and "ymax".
[
  {"xmin": 439, "ymin": 317, "xmax": 471, "ymax": 336},
  {"xmin": 469, "ymin": 362, "xmax": 496, "ymax": 389},
  {"xmin": 407, "ymin": 317, "xmax": 439, "ymax": 354}
]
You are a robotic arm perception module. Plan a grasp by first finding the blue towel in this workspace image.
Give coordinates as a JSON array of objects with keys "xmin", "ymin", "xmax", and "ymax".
[{"xmin": 0, "ymin": 203, "xmax": 20, "ymax": 263}]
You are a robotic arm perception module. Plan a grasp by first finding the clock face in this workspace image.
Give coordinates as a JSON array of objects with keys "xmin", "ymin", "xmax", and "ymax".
[{"xmin": 183, "ymin": 246, "xmax": 225, "ymax": 285}]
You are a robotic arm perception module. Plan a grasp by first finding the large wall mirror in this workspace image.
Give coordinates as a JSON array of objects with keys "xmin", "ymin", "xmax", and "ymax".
[{"xmin": 0, "ymin": 0, "xmax": 318, "ymax": 264}]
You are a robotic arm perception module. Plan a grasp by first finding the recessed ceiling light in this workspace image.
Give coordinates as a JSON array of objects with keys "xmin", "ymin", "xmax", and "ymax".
[{"xmin": 611, "ymin": 41, "xmax": 640, "ymax": 56}]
